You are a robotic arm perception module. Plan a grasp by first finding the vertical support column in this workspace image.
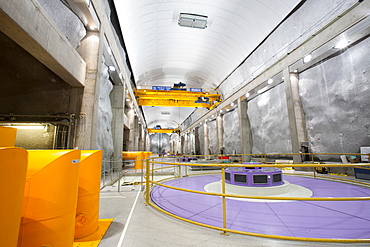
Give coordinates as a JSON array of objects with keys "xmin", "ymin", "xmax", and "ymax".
[
  {"xmin": 184, "ymin": 132, "xmax": 189, "ymax": 155},
  {"xmin": 204, "ymin": 123, "xmax": 209, "ymax": 157},
  {"xmin": 133, "ymin": 116, "xmax": 139, "ymax": 151},
  {"xmin": 127, "ymin": 109, "xmax": 135, "ymax": 151},
  {"xmin": 216, "ymin": 114, "xmax": 224, "ymax": 154},
  {"xmin": 111, "ymin": 84, "xmax": 125, "ymax": 171},
  {"xmin": 283, "ymin": 68, "xmax": 303, "ymax": 163},
  {"xmin": 75, "ymin": 31, "xmax": 103, "ymax": 150},
  {"xmin": 238, "ymin": 98, "xmax": 252, "ymax": 162}
]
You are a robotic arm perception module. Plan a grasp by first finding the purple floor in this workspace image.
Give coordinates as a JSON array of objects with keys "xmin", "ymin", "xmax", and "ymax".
[{"xmin": 150, "ymin": 175, "xmax": 370, "ymax": 239}]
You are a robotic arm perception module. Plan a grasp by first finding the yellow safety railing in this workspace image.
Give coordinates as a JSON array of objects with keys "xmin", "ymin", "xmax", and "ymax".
[{"xmin": 144, "ymin": 153, "xmax": 370, "ymax": 243}]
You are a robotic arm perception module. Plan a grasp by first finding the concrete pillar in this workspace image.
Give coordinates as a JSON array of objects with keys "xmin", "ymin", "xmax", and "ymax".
[
  {"xmin": 133, "ymin": 116, "xmax": 139, "ymax": 150},
  {"xmin": 238, "ymin": 98, "xmax": 252, "ymax": 162},
  {"xmin": 290, "ymin": 73, "xmax": 308, "ymax": 144},
  {"xmin": 127, "ymin": 109, "xmax": 135, "ymax": 151},
  {"xmin": 204, "ymin": 123, "xmax": 209, "ymax": 156},
  {"xmin": 184, "ymin": 133, "xmax": 189, "ymax": 155},
  {"xmin": 111, "ymin": 84, "xmax": 125, "ymax": 171},
  {"xmin": 283, "ymin": 68, "xmax": 303, "ymax": 163},
  {"xmin": 216, "ymin": 114, "xmax": 224, "ymax": 154},
  {"xmin": 75, "ymin": 31, "xmax": 103, "ymax": 150}
]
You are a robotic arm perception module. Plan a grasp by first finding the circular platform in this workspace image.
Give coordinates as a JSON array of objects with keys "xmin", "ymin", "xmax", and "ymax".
[
  {"xmin": 204, "ymin": 180, "xmax": 313, "ymax": 202},
  {"xmin": 150, "ymin": 174, "xmax": 370, "ymax": 240}
]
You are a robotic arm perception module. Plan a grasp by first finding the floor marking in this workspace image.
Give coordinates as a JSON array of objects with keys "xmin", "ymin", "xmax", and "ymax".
[{"xmin": 117, "ymin": 189, "xmax": 141, "ymax": 247}]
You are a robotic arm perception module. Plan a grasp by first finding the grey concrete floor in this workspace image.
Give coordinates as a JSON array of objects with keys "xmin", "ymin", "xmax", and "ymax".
[{"xmin": 98, "ymin": 182, "xmax": 370, "ymax": 247}]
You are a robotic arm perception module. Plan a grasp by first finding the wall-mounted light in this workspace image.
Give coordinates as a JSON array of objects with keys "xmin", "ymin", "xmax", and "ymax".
[
  {"xmin": 334, "ymin": 40, "xmax": 350, "ymax": 49},
  {"xmin": 303, "ymin": 54, "xmax": 312, "ymax": 63}
]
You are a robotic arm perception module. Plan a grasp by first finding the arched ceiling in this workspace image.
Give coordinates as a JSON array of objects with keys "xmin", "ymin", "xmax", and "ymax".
[{"xmin": 113, "ymin": 0, "xmax": 303, "ymax": 128}]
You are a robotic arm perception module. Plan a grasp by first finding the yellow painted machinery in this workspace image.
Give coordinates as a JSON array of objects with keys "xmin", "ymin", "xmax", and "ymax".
[
  {"xmin": 0, "ymin": 126, "xmax": 17, "ymax": 147},
  {"xmin": 147, "ymin": 128, "xmax": 180, "ymax": 134},
  {"xmin": 74, "ymin": 150, "xmax": 103, "ymax": 240},
  {"xmin": 134, "ymin": 89, "xmax": 222, "ymax": 109},
  {"xmin": 122, "ymin": 151, "xmax": 152, "ymax": 169},
  {"xmin": 0, "ymin": 147, "xmax": 28, "ymax": 247},
  {"xmin": 18, "ymin": 150, "xmax": 81, "ymax": 247}
]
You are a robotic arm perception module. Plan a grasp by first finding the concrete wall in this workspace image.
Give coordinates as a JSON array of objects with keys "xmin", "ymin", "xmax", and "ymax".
[
  {"xmin": 299, "ymin": 36, "xmax": 370, "ymax": 158},
  {"xmin": 223, "ymin": 109, "xmax": 240, "ymax": 154},
  {"xmin": 248, "ymin": 84, "xmax": 291, "ymax": 154},
  {"xmin": 37, "ymin": 0, "xmax": 86, "ymax": 48}
]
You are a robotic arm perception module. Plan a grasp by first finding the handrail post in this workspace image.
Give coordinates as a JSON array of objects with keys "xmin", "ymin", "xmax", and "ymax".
[
  {"xmin": 220, "ymin": 165, "xmax": 229, "ymax": 236},
  {"xmin": 145, "ymin": 159, "xmax": 150, "ymax": 205}
]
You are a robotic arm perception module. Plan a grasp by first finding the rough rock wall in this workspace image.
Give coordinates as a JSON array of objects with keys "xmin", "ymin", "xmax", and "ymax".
[
  {"xmin": 150, "ymin": 133, "xmax": 170, "ymax": 153},
  {"xmin": 96, "ymin": 64, "xmax": 114, "ymax": 171},
  {"xmin": 299, "ymin": 36, "xmax": 370, "ymax": 158},
  {"xmin": 208, "ymin": 120, "xmax": 218, "ymax": 154},
  {"xmin": 37, "ymin": 0, "xmax": 86, "ymax": 48},
  {"xmin": 248, "ymin": 84, "xmax": 291, "ymax": 154},
  {"xmin": 219, "ymin": 0, "xmax": 357, "ymax": 98},
  {"xmin": 223, "ymin": 109, "xmax": 240, "ymax": 154}
]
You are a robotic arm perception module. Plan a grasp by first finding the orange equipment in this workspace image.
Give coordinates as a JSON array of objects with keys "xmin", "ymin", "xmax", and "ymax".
[
  {"xmin": 0, "ymin": 126, "xmax": 17, "ymax": 147},
  {"xmin": 74, "ymin": 150, "xmax": 103, "ymax": 240},
  {"xmin": 0, "ymin": 147, "xmax": 28, "ymax": 246},
  {"xmin": 122, "ymin": 151, "xmax": 146, "ymax": 169},
  {"xmin": 18, "ymin": 150, "xmax": 81, "ymax": 247}
]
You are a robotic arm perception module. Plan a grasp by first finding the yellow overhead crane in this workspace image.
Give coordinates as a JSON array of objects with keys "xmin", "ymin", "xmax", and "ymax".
[
  {"xmin": 134, "ymin": 86, "xmax": 222, "ymax": 109},
  {"xmin": 147, "ymin": 128, "xmax": 180, "ymax": 134}
]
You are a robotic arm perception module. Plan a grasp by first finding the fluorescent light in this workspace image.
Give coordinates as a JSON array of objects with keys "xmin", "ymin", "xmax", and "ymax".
[
  {"xmin": 334, "ymin": 40, "xmax": 350, "ymax": 49},
  {"xmin": 258, "ymin": 88, "xmax": 265, "ymax": 94},
  {"xmin": 10, "ymin": 126, "xmax": 44, "ymax": 130},
  {"xmin": 303, "ymin": 54, "xmax": 312, "ymax": 63},
  {"xmin": 178, "ymin": 13, "xmax": 208, "ymax": 29},
  {"xmin": 267, "ymin": 78, "xmax": 273, "ymax": 85}
]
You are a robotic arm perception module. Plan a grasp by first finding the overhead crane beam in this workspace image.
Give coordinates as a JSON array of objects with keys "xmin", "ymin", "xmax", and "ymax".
[
  {"xmin": 147, "ymin": 128, "xmax": 180, "ymax": 134},
  {"xmin": 134, "ymin": 89, "xmax": 222, "ymax": 109}
]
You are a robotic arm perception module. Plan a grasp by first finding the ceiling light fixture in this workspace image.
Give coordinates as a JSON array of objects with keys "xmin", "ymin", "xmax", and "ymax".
[
  {"xmin": 303, "ymin": 54, "xmax": 312, "ymax": 63},
  {"xmin": 246, "ymin": 93, "xmax": 250, "ymax": 97},
  {"xmin": 108, "ymin": 66, "xmax": 116, "ymax": 71},
  {"xmin": 178, "ymin": 13, "xmax": 208, "ymax": 29},
  {"xmin": 267, "ymin": 78, "xmax": 273, "ymax": 85},
  {"xmin": 231, "ymin": 102, "xmax": 234, "ymax": 107},
  {"xmin": 334, "ymin": 40, "xmax": 350, "ymax": 49}
]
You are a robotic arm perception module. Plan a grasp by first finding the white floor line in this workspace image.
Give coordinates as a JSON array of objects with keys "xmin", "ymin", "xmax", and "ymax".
[{"xmin": 117, "ymin": 189, "xmax": 141, "ymax": 247}]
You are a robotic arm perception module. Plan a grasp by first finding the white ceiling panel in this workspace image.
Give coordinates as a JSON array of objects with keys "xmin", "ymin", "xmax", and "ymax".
[{"xmin": 113, "ymin": 0, "xmax": 302, "ymax": 128}]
